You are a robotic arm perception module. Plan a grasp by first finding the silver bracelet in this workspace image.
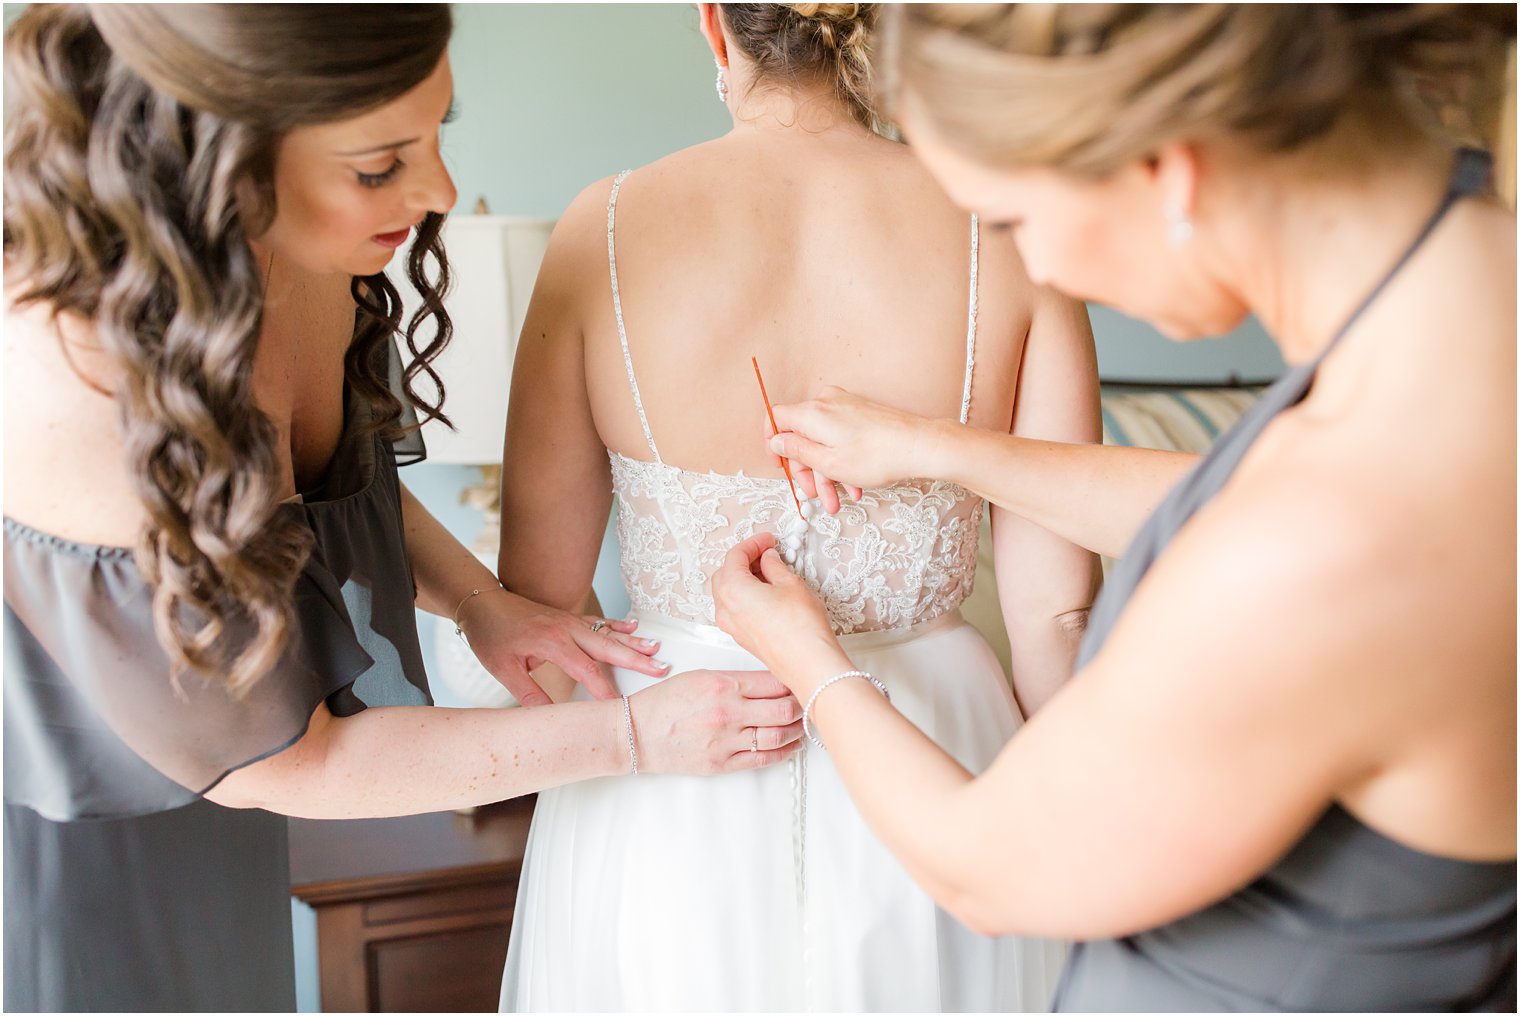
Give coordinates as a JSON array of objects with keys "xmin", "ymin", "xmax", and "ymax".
[
  {"xmin": 621, "ymin": 695, "xmax": 639, "ymax": 775},
  {"xmin": 802, "ymin": 670, "xmax": 889, "ymax": 750}
]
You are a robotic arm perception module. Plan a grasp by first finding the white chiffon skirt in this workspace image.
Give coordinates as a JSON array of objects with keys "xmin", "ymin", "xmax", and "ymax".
[{"xmin": 499, "ymin": 609, "xmax": 1066, "ymax": 1012}]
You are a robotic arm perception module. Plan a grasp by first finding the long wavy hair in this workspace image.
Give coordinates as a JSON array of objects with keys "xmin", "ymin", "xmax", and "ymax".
[{"xmin": 3, "ymin": 4, "xmax": 455, "ymax": 695}]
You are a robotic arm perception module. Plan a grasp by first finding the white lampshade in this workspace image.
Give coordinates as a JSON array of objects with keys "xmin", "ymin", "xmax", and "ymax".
[{"xmin": 390, "ymin": 215, "xmax": 556, "ymax": 464}]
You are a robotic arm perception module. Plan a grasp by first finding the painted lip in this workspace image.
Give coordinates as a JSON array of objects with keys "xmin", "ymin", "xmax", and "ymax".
[{"xmin": 371, "ymin": 225, "xmax": 414, "ymax": 249}]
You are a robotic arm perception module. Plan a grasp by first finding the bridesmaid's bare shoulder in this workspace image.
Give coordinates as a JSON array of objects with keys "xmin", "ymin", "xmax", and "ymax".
[{"xmin": 3, "ymin": 284, "xmax": 144, "ymax": 547}]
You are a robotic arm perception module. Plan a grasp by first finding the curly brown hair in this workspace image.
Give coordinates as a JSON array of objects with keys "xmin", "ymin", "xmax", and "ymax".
[{"xmin": 3, "ymin": 3, "xmax": 456, "ymax": 695}]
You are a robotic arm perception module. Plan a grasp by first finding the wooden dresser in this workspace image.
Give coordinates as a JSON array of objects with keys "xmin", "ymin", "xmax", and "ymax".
[{"xmin": 289, "ymin": 796, "xmax": 535, "ymax": 1012}]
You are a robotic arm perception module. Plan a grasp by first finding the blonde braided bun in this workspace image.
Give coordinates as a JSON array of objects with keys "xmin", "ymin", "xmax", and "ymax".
[
  {"xmin": 878, "ymin": 4, "xmax": 1514, "ymax": 177},
  {"xmin": 719, "ymin": 3, "xmax": 881, "ymax": 130}
]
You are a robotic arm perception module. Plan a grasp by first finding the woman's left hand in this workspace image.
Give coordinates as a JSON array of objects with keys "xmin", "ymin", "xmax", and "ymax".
[
  {"xmin": 712, "ymin": 534, "xmax": 851, "ymax": 700},
  {"xmin": 460, "ymin": 591, "xmax": 668, "ymax": 707}
]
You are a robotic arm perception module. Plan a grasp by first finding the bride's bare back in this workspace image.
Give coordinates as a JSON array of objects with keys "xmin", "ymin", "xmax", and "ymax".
[
  {"xmin": 503, "ymin": 120, "xmax": 1098, "ymax": 712},
  {"xmin": 582, "ymin": 129, "xmax": 1031, "ymax": 472}
]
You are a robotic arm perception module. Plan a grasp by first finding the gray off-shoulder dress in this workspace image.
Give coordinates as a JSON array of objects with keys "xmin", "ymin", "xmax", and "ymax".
[
  {"xmin": 1053, "ymin": 149, "xmax": 1516, "ymax": 1011},
  {"xmin": 4, "ymin": 361, "xmax": 432, "ymax": 1012}
]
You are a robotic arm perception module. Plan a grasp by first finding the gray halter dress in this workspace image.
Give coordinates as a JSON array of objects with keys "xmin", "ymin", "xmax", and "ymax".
[
  {"xmin": 3, "ymin": 343, "xmax": 432, "ymax": 1012},
  {"xmin": 1053, "ymin": 149, "xmax": 1516, "ymax": 1011}
]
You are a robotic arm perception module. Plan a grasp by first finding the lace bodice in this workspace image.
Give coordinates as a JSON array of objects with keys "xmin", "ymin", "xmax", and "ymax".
[
  {"xmin": 604, "ymin": 169, "xmax": 985, "ymax": 636},
  {"xmin": 611, "ymin": 453, "xmax": 985, "ymax": 634}
]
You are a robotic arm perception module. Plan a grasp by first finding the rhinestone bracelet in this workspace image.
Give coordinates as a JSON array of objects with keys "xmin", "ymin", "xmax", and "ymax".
[
  {"xmin": 802, "ymin": 670, "xmax": 890, "ymax": 750},
  {"xmin": 621, "ymin": 695, "xmax": 639, "ymax": 775}
]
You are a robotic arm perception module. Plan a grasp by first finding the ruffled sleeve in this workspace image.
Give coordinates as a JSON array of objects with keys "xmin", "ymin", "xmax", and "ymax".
[{"xmin": 3, "ymin": 518, "xmax": 375, "ymax": 821}]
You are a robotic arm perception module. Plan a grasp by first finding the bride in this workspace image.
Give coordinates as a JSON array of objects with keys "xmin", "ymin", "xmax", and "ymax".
[{"xmin": 496, "ymin": 4, "xmax": 1097, "ymax": 1010}]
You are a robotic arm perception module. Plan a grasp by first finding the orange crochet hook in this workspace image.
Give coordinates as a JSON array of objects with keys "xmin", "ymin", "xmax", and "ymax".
[{"xmin": 751, "ymin": 356, "xmax": 806, "ymax": 522}]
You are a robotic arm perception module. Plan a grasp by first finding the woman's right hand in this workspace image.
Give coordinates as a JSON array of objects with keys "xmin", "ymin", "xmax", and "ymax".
[
  {"xmin": 629, "ymin": 668, "xmax": 803, "ymax": 775},
  {"xmin": 767, "ymin": 386, "xmax": 947, "ymax": 513}
]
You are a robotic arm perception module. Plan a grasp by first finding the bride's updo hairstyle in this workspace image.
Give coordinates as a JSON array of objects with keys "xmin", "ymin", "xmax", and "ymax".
[
  {"xmin": 719, "ymin": 3, "xmax": 881, "ymax": 130},
  {"xmin": 878, "ymin": 4, "xmax": 1515, "ymax": 178},
  {"xmin": 3, "ymin": 4, "xmax": 454, "ymax": 694}
]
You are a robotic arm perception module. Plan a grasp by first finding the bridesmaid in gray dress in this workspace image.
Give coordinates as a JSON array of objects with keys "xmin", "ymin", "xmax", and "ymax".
[
  {"xmin": 715, "ymin": 5, "xmax": 1514, "ymax": 1011},
  {"xmin": 3, "ymin": 6, "xmax": 801, "ymax": 1010}
]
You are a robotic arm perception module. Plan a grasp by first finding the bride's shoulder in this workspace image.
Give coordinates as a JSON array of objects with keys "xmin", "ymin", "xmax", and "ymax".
[
  {"xmin": 601, "ymin": 142, "xmax": 733, "ymax": 206},
  {"xmin": 542, "ymin": 171, "xmax": 640, "ymax": 278},
  {"xmin": 559, "ymin": 172, "xmax": 627, "ymax": 227},
  {"xmin": 554, "ymin": 146, "xmax": 706, "ymax": 237}
]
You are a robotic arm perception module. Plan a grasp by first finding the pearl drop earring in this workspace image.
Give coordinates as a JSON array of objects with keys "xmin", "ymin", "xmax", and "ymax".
[
  {"xmin": 1166, "ymin": 205, "xmax": 1194, "ymax": 246},
  {"xmin": 714, "ymin": 61, "xmax": 729, "ymax": 104}
]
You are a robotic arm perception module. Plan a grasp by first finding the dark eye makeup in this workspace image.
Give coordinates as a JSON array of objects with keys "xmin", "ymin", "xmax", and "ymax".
[
  {"xmin": 353, "ymin": 98, "xmax": 456, "ymax": 188},
  {"xmin": 356, "ymin": 161, "xmax": 404, "ymax": 188}
]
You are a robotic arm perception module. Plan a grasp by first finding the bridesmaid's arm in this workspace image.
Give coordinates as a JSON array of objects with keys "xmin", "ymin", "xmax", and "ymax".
[
  {"xmin": 931, "ymin": 425, "xmax": 1195, "ymax": 560},
  {"xmin": 713, "ymin": 476, "xmax": 1396, "ymax": 941},
  {"xmin": 206, "ymin": 663, "xmax": 802, "ymax": 818},
  {"xmin": 208, "ymin": 698, "xmax": 627, "ymax": 817},
  {"xmin": 994, "ymin": 287, "xmax": 1103, "ymax": 717},
  {"xmin": 400, "ymin": 480, "xmax": 505, "ymax": 620},
  {"xmin": 769, "ymin": 394, "xmax": 1195, "ymax": 560}
]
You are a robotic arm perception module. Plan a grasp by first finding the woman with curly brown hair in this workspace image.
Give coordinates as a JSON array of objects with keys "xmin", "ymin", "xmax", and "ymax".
[
  {"xmin": 716, "ymin": 4, "xmax": 1516, "ymax": 1010},
  {"xmin": 497, "ymin": 3, "xmax": 1091, "ymax": 1009},
  {"xmin": 2, "ymin": 5, "xmax": 806, "ymax": 1010}
]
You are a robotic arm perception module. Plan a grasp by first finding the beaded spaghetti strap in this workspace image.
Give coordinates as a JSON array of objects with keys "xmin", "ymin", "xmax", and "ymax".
[
  {"xmin": 959, "ymin": 215, "xmax": 980, "ymax": 425},
  {"xmin": 606, "ymin": 169, "xmax": 662, "ymax": 463}
]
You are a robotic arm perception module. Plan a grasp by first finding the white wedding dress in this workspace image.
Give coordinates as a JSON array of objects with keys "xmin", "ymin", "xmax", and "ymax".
[{"xmin": 499, "ymin": 170, "xmax": 1066, "ymax": 1012}]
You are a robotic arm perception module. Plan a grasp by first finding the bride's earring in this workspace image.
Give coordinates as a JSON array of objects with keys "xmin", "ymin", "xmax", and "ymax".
[
  {"xmin": 1166, "ymin": 205, "xmax": 1194, "ymax": 247},
  {"xmin": 715, "ymin": 60, "xmax": 729, "ymax": 105}
]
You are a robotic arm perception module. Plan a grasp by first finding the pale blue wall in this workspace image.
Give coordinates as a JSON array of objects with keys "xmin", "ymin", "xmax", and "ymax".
[
  {"xmin": 1090, "ymin": 306, "xmax": 1284, "ymax": 382},
  {"xmin": 444, "ymin": 4, "xmax": 730, "ymax": 217},
  {"xmin": 0, "ymin": 0, "xmax": 1286, "ymax": 383},
  {"xmin": 435, "ymin": 3, "xmax": 1284, "ymax": 382}
]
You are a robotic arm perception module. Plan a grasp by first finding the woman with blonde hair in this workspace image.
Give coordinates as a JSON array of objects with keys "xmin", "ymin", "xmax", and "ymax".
[
  {"xmin": 497, "ymin": 2, "xmax": 1095, "ymax": 1009},
  {"xmin": 716, "ymin": 4, "xmax": 1516, "ymax": 1010},
  {"xmin": 3, "ymin": 6, "xmax": 803, "ymax": 1009}
]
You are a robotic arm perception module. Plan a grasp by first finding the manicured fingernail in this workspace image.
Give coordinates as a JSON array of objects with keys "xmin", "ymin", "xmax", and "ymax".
[
  {"xmin": 769, "ymin": 436, "xmax": 784, "ymax": 453},
  {"xmin": 643, "ymin": 638, "xmax": 660, "ymax": 650},
  {"xmin": 655, "ymin": 659, "xmax": 672, "ymax": 670}
]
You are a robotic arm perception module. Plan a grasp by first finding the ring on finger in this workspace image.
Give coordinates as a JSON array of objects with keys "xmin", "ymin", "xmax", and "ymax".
[
  {"xmin": 589, "ymin": 619, "xmax": 608, "ymax": 633},
  {"xmin": 750, "ymin": 728, "xmax": 758, "ymax": 753}
]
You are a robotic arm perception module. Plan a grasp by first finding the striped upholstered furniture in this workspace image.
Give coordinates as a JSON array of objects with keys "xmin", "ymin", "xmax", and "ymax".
[
  {"xmin": 961, "ymin": 382, "xmax": 1268, "ymax": 683},
  {"xmin": 1097, "ymin": 383, "xmax": 1264, "ymax": 453}
]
